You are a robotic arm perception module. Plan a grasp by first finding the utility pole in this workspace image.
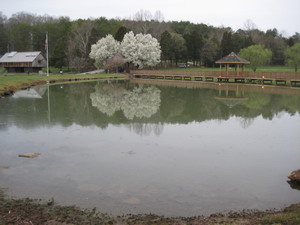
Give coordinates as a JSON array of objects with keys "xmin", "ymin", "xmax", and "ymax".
[{"xmin": 46, "ymin": 33, "xmax": 49, "ymax": 76}]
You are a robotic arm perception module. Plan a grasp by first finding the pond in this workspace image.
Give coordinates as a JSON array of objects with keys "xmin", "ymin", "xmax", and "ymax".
[{"xmin": 0, "ymin": 79, "xmax": 300, "ymax": 217}]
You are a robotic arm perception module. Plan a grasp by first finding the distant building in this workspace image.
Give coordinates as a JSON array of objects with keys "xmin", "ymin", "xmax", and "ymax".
[{"xmin": 0, "ymin": 51, "xmax": 47, "ymax": 73}]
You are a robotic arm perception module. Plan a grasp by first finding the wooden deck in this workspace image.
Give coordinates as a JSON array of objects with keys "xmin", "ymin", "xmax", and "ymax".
[{"xmin": 131, "ymin": 70, "xmax": 300, "ymax": 87}]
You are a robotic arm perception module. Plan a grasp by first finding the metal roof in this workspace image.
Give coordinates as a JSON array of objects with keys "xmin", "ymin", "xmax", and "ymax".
[
  {"xmin": 216, "ymin": 52, "xmax": 250, "ymax": 64},
  {"xmin": 0, "ymin": 51, "xmax": 42, "ymax": 63}
]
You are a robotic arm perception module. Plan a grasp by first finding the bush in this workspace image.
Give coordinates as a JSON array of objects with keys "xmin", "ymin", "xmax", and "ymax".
[{"xmin": 0, "ymin": 66, "xmax": 7, "ymax": 73}]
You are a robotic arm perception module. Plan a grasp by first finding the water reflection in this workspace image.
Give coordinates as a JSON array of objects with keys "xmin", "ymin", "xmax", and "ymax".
[
  {"xmin": 90, "ymin": 83, "xmax": 161, "ymax": 120},
  {"xmin": 1, "ymin": 80, "xmax": 300, "ymax": 135},
  {"xmin": 12, "ymin": 86, "xmax": 47, "ymax": 99},
  {"xmin": 287, "ymin": 181, "xmax": 300, "ymax": 191}
]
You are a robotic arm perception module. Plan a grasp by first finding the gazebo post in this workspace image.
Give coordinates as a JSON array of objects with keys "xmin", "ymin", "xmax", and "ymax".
[{"xmin": 226, "ymin": 64, "xmax": 229, "ymax": 75}]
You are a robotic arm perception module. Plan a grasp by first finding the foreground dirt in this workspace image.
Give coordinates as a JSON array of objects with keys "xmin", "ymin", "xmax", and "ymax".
[{"xmin": 1, "ymin": 190, "xmax": 300, "ymax": 225}]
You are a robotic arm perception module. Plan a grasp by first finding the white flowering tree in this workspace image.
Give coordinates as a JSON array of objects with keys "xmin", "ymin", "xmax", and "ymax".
[
  {"xmin": 120, "ymin": 31, "xmax": 161, "ymax": 69},
  {"xmin": 89, "ymin": 34, "xmax": 120, "ymax": 68},
  {"xmin": 90, "ymin": 32, "xmax": 161, "ymax": 70}
]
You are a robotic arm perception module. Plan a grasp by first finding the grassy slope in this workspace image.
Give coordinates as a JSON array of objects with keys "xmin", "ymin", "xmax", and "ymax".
[{"xmin": 0, "ymin": 73, "xmax": 126, "ymax": 94}]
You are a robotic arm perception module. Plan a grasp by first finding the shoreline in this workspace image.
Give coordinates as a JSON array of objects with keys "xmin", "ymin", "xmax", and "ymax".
[
  {"xmin": 0, "ymin": 192, "xmax": 299, "ymax": 225},
  {"xmin": 0, "ymin": 73, "xmax": 128, "ymax": 97}
]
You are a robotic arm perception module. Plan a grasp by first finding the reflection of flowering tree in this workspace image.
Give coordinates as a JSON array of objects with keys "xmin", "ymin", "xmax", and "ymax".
[
  {"xmin": 90, "ymin": 84, "xmax": 124, "ymax": 116},
  {"xmin": 90, "ymin": 84, "xmax": 161, "ymax": 120},
  {"xmin": 122, "ymin": 86, "xmax": 161, "ymax": 120}
]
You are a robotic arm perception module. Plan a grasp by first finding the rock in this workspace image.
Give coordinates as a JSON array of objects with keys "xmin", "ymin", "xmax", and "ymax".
[
  {"xmin": 288, "ymin": 169, "xmax": 300, "ymax": 183},
  {"xmin": 18, "ymin": 153, "xmax": 41, "ymax": 158},
  {"xmin": 0, "ymin": 166, "xmax": 10, "ymax": 171}
]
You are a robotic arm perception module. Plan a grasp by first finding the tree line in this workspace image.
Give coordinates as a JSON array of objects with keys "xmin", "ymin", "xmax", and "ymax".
[{"xmin": 0, "ymin": 11, "xmax": 299, "ymax": 72}]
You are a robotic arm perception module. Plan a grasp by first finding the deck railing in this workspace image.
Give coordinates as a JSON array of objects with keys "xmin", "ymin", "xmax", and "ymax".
[{"xmin": 131, "ymin": 70, "xmax": 300, "ymax": 81}]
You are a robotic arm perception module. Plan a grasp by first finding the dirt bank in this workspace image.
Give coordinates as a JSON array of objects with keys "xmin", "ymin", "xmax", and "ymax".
[{"xmin": 1, "ymin": 191, "xmax": 299, "ymax": 225}]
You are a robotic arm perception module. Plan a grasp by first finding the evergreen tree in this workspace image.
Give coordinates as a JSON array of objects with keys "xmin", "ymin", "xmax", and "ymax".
[
  {"xmin": 160, "ymin": 31, "xmax": 172, "ymax": 63},
  {"xmin": 221, "ymin": 31, "xmax": 233, "ymax": 56},
  {"xmin": 184, "ymin": 30, "xmax": 203, "ymax": 66},
  {"xmin": 115, "ymin": 26, "xmax": 131, "ymax": 42}
]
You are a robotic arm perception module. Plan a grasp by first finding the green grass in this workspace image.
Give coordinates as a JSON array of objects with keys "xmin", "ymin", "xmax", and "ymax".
[
  {"xmin": 257, "ymin": 205, "xmax": 300, "ymax": 225},
  {"xmin": 0, "ymin": 73, "xmax": 127, "ymax": 94}
]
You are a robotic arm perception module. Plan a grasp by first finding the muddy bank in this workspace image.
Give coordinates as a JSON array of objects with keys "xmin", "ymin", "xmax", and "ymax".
[{"xmin": 1, "ymin": 191, "xmax": 299, "ymax": 225}]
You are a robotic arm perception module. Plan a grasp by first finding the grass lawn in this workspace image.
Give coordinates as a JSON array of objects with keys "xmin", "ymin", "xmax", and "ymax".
[{"xmin": 0, "ymin": 73, "xmax": 127, "ymax": 95}]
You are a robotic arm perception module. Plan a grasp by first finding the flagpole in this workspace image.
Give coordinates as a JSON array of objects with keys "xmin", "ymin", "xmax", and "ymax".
[{"xmin": 46, "ymin": 32, "xmax": 49, "ymax": 77}]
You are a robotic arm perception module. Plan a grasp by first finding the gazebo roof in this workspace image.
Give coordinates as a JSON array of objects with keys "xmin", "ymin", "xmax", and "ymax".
[{"xmin": 216, "ymin": 52, "xmax": 250, "ymax": 64}]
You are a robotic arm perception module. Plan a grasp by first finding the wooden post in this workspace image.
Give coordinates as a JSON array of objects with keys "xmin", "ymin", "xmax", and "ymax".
[{"xmin": 226, "ymin": 64, "xmax": 229, "ymax": 75}]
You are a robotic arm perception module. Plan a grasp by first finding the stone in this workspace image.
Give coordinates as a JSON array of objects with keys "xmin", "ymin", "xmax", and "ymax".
[
  {"xmin": 288, "ymin": 169, "xmax": 300, "ymax": 183},
  {"xmin": 0, "ymin": 166, "xmax": 9, "ymax": 171},
  {"xmin": 18, "ymin": 153, "xmax": 41, "ymax": 158}
]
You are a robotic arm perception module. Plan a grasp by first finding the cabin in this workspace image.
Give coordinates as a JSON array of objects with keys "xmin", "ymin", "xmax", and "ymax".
[{"xmin": 0, "ymin": 51, "xmax": 47, "ymax": 73}]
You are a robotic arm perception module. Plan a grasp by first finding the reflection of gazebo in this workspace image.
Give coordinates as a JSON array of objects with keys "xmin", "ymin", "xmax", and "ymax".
[
  {"xmin": 215, "ymin": 52, "xmax": 250, "ymax": 75},
  {"xmin": 214, "ymin": 84, "xmax": 248, "ymax": 108}
]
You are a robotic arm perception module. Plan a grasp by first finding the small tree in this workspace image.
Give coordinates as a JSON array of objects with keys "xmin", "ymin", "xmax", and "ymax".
[
  {"xmin": 285, "ymin": 43, "xmax": 300, "ymax": 72},
  {"xmin": 238, "ymin": 45, "xmax": 272, "ymax": 72},
  {"xmin": 89, "ymin": 34, "xmax": 120, "ymax": 68},
  {"xmin": 104, "ymin": 53, "xmax": 125, "ymax": 73}
]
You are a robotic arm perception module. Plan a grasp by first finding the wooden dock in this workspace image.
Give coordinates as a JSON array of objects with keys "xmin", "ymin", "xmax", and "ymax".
[
  {"xmin": 131, "ymin": 70, "xmax": 300, "ymax": 87},
  {"xmin": 130, "ymin": 79, "xmax": 300, "ymax": 97}
]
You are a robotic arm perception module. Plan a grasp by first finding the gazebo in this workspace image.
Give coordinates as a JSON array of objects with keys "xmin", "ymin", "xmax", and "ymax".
[{"xmin": 215, "ymin": 52, "xmax": 250, "ymax": 75}]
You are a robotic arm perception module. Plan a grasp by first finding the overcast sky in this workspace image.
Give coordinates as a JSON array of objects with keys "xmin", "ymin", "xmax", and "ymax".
[{"xmin": 2, "ymin": 0, "xmax": 299, "ymax": 36}]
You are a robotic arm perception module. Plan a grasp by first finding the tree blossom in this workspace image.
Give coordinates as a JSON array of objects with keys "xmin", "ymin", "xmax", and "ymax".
[
  {"xmin": 120, "ymin": 31, "xmax": 161, "ymax": 68},
  {"xmin": 89, "ymin": 34, "xmax": 120, "ymax": 68}
]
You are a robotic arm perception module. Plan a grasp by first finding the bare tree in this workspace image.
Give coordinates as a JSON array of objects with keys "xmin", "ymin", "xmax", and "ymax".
[
  {"xmin": 153, "ymin": 10, "xmax": 165, "ymax": 22},
  {"xmin": 124, "ymin": 10, "xmax": 169, "ymax": 38},
  {"xmin": 8, "ymin": 12, "xmax": 37, "ymax": 25},
  {"xmin": 67, "ymin": 20, "xmax": 94, "ymax": 72},
  {"xmin": 0, "ymin": 12, "xmax": 7, "ymax": 24},
  {"xmin": 209, "ymin": 26, "xmax": 231, "ymax": 44},
  {"xmin": 243, "ymin": 19, "xmax": 257, "ymax": 31}
]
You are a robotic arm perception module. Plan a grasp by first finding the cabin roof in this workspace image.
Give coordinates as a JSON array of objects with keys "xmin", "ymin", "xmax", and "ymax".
[
  {"xmin": 215, "ymin": 52, "xmax": 250, "ymax": 64},
  {"xmin": 0, "ymin": 51, "xmax": 42, "ymax": 63}
]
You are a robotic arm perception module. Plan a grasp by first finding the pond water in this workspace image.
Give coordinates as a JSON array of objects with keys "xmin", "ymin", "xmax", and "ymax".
[{"xmin": 0, "ymin": 79, "xmax": 300, "ymax": 217}]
